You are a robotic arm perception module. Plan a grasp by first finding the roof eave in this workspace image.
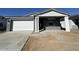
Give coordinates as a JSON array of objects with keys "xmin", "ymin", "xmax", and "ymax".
[{"xmin": 34, "ymin": 9, "xmax": 71, "ymax": 16}]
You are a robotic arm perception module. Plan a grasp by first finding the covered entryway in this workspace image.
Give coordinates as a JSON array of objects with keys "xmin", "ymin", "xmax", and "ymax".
[
  {"xmin": 34, "ymin": 9, "xmax": 70, "ymax": 32},
  {"xmin": 39, "ymin": 17, "xmax": 65, "ymax": 31}
]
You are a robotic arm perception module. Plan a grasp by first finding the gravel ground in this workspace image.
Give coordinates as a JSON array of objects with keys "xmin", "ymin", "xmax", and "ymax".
[{"xmin": 22, "ymin": 31, "xmax": 79, "ymax": 51}]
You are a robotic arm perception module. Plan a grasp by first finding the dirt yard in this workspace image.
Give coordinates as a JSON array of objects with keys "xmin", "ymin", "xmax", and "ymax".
[{"xmin": 22, "ymin": 31, "xmax": 79, "ymax": 51}]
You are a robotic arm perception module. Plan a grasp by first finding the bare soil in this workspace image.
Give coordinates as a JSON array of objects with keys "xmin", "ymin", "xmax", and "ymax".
[{"xmin": 22, "ymin": 31, "xmax": 79, "ymax": 51}]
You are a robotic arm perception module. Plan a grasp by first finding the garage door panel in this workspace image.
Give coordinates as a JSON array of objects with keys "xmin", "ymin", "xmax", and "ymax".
[{"xmin": 13, "ymin": 21, "xmax": 34, "ymax": 31}]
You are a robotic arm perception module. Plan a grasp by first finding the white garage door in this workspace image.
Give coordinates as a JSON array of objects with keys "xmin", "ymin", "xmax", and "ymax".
[{"xmin": 13, "ymin": 21, "xmax": 34, "ymax": 31}]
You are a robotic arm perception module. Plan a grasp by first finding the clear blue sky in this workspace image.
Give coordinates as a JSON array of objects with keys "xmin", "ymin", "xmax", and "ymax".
[{"xmin": 0, "ymin": 8, "xmax": 79, "ymax": 16}]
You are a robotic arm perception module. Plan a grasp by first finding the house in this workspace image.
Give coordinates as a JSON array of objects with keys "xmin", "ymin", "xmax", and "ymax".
[
  {"xmin": 4, "ymin": 9, "xmax": 79, "ymax": 32},
  {"xmin": 69, "ymin": 15, "xmax": 79, "ymax": 31},
  {"xmin": 0, "ymin": 16, "xmax": 8, "ymax": 31}
]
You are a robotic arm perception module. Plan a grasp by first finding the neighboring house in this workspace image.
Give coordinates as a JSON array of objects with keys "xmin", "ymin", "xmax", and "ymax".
[
  {"xmin": 69, "ymin": 15, "xmax": 79, "ymax": 31},
  {"xmin": 3, "ymin": 9, "xmax": 79, "ymax": 32},
  {"xmin": 0, "ymin": 16, "xmax": 8, "ymax": 31}
]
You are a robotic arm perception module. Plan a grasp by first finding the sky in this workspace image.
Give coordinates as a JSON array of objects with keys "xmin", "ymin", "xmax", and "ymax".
[{"xmin": 0, "ymin": 8, "xmax": 79, "ymax": 16}]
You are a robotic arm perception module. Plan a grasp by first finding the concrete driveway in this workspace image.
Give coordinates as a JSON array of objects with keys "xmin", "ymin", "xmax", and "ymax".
[
  {"xmin": 22, "ymin": 31, "xmax": 79, "ymax": 51},
  {"xmin": 0, "ymin": 31, "xmax": 32, "ymax": 51}
]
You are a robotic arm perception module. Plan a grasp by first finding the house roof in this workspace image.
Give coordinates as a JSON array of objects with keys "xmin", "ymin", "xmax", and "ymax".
[
  {"xmin": 25, "ymin": 8, "xmax": 70, "ymax": 16},
  {"xmin": 5, "ymin": 16, "xmax": 34, "ymax": 21}
]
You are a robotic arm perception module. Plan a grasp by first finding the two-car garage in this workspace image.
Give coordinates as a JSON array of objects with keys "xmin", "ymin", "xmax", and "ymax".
[
  {"xmin": 13, "ymin": 21, "xmax": 34, "ymax": 31},
  {"xmin": 10, "ymin": 16, "xmax": 34, "ymax": 31}
]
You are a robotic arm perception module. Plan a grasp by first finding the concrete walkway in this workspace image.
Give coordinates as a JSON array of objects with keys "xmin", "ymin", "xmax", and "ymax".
[{"xmin": 0, "ymin": 31, "xmax": 32, "ymax": 51}]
